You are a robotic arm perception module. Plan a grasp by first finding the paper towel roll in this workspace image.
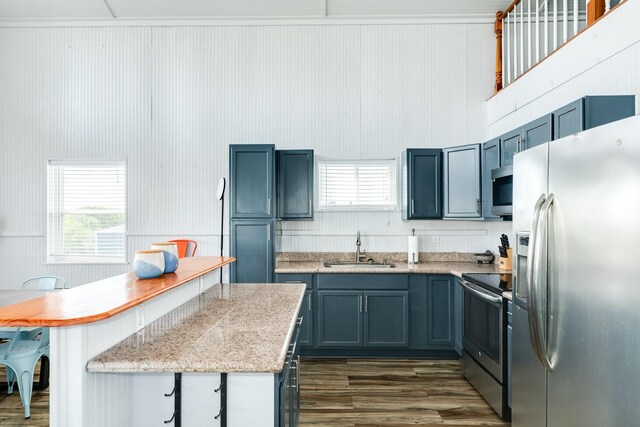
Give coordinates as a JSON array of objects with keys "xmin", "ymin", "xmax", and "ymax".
[{"xmin": 408, "ymin": 236, "xmax": 419, "ymax": 264}]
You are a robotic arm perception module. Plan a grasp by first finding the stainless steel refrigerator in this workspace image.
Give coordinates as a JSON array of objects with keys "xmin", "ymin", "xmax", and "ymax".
[{"xmin": 512, "ymin": 114, "xmax": 640, "ymax": 426}]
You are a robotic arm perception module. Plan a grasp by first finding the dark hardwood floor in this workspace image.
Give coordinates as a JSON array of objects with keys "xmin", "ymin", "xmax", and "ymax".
[{"xmin": 300, "ymin": 358, "xmax": 510, "ymax": 426}]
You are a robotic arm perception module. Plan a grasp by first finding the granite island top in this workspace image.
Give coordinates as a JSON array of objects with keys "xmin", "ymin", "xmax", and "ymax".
[{"xmin": 87, "ymin": 283, "xmax": 306, "ymax": 374}]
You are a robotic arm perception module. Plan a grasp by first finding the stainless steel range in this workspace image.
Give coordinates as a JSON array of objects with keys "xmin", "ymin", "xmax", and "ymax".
[{"xmin": 460, "ymin": 272, "xmax": 511, "ymax": 420}]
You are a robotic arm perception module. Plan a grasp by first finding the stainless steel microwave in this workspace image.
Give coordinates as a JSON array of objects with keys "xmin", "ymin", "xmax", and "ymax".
[{"xmin": 491, "ymin": 165, "xmax": 513, "ymax": 217}]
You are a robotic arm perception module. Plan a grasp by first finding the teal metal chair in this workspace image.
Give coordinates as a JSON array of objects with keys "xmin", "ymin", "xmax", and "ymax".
[
  {"xmin": 2, "ymin": 275, "xmax": 65, "ymax": 418},
  {"xmin": 20, "ymin": 275, "xmax": 68, "ymax": 290},
  {"xmin": 1, "ymin": 328, "xmax": 50, "ymax": 418}
]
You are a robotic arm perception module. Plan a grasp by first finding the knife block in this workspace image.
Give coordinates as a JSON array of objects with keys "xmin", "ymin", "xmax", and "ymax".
[{"xmin": 499, "ymin": 248, "xmax": 512, "ymax": 271}]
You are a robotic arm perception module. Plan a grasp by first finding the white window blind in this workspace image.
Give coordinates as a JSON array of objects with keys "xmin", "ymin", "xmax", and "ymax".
[
  {"xmin": 318, "ymin": 159, "xmax": 397, "ymax": 210},
  {"xmin": 47, "ymin": 161, "xmax": 126, "ymax": 263}
]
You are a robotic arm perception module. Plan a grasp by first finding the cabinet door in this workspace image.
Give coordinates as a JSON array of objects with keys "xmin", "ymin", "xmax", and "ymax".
[
  {"xmin": 500, "ymin": 129, "xmax": 521, "ymax": 166},
  {"xmin": 317, "ymin": 291, "xmax": 363, "ymax": 347},
  {"xmin": 454, "ymin": 278, "xmax": 463, "ymax": 356},
  {"xmin": 132, "ymin": 373, "xmax": 176, "ymax": 426},
  {"xmin": 405, "ymin": 149, "xmax": 442, "ymax": 219},
  {"xmin": 182, "ymin": 373, "xmax": 221, "ymax": 426},
  {"xmin": 522, "ymin": 114, "xmax": 552, "ymax": 150},
  {"xmin": 277, "ymin": 150, "xmax": 313, "ymax": 220},
  {"xmin": 427, "ymin": 276, "xmax": 454, "ymax": 348},
  {"xmin": 298, "ymin": 291, "xmax": 314, "ymax": 347},
  {"xmin": 230, "ymin": 220, "xmax": 274, "ymax": 283},
  {"xmin": 443, "ymin": 144, "xmax": 482, "ymax": 218},
  {"xmin": 553, "ymin": 99, "xmax": 584, "ymax": 139},
  {"xmin": 481, "ymin": 138, "xmax": 501, "ymax": 220},
  {"xmin": 230, "ymin": 144, "xmax": 275, "ymax": 219},
  {"xmin": 275, "ymin": 274, "xmax": 314, "ymax": 347},
  {"xmin": 364, "ymin": 291, "xmax": 409, "ymax": 348}
]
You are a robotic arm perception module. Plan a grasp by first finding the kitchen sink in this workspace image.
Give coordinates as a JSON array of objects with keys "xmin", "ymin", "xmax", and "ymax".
[{"xmin": 323, "ymin": 261, "xmax": 396, "ymax": 269}]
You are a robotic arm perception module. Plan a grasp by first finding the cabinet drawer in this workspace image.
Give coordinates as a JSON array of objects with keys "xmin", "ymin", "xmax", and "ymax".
[
  {"xmin": 275, "ymin": 273, "xmax": 313, "ymax": 288},
  {"xmin": 317, "ymin": 274, "xmax": 408, "ymax": 290}
]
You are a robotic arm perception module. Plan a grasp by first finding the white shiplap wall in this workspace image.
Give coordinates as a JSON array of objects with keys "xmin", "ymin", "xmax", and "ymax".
[{"xmin": 0, "ymin": 23, "xmax": 509, "ymax": 289}]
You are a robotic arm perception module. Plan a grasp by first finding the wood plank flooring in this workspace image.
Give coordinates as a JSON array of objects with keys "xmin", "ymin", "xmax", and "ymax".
[
  {"xmin": 0, "ymin": 358, "xmax": 510, "ymax": 426},
  {"xmin": 300, "ymin": 358, "xmax": 510, "ymax": 426},
  {"xmin": 0, "ymin": 365, "xmax": 49, "ymax": 427}
]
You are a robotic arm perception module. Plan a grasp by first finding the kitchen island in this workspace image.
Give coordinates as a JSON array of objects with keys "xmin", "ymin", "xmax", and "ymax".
[
  {"xmin": 89, "ymin": 282, "xmax": 306, "ymax": 426},
  {"xmin": 0, "ymin": 256, "xmax": 235, "ymax": 427}
]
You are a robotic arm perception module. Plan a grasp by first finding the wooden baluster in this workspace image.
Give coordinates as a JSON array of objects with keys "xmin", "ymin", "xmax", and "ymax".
[
  {"xmin": 495, "ymin": 11, "xmax": 504, "ymax": 93},
  {"xmin": 587, "ymin": 0, "xmax": 605, "ymax": 25}
]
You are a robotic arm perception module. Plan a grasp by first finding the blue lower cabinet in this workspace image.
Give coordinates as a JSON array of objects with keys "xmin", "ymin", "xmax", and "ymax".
[
  {"xmin": 427, "ymin": 276, "xmax": 454, "ymax": 348},
  {"xmin": 364, "ymin": 291, "xmax": 409, "ymax": 348},
  {"xmin": 299, "ymin": 291, "xmax": 313, "ymax": 347},
  {"xmin": 317, "ymin": 291, "xmax": 363, "ymax": 347},
  {"xmin": 275, "ymin": 274, "xmax": 314, "ymax": 347},
  {"xmin": 409, "ymin": 274, "xmax": 455, "ymax": 350},
  {"xmin": 454, "ymin": 279, "xmax": 463, "ymax": 356}
]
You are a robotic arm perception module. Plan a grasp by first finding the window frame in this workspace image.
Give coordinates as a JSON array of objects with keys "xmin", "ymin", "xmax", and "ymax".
[
  {"xmin": 46, "ymin": 159, "xmax": 128, "ymax": 265},
  {"xmin": 315, "ymin": 157, "xmax": 400, "ymax": 212}
]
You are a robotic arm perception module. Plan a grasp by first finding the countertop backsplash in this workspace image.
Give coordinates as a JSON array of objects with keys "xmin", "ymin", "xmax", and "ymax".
[{"xmin": 277, "ymin": 251, "xmax": 479, "ymax": 264}]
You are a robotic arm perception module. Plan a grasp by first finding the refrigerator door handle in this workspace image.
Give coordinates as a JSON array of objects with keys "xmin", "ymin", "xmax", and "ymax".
[
  {"xmin": 533, "ymin": 193, "xmax": 555, "ymax": 371},
  {"xmin": 527, "ymin": 194, "xmax": 547, "ymax": 367}
]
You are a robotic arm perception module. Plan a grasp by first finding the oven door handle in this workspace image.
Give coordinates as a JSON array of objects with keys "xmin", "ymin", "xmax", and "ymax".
[{"xmin": 460, "ymin": 280, "xmax": 503, "ymax": 306}]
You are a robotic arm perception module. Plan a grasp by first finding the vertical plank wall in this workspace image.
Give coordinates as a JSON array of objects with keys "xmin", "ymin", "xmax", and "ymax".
[{"xmin": 0, "ymin": 23, "xmax": 508, "ymax": 290}]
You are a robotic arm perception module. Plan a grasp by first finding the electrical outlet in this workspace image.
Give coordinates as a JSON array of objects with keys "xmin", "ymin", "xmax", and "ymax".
[
  {"xmin": 291, "ymin": 236, "xmax": 299, "ymax": 247},
  {"xmin": 135, "ymin": 305, "xmax": 144, "ymax": 331},
  {"xmin": 432, "ymin": 236, "xmax": 440, "ymax": 246}
]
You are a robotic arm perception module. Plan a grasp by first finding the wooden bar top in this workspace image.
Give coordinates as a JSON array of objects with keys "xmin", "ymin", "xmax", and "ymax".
[{"xmin": 0, "ymin": 256, "xmax": 235, "ymax": 327}]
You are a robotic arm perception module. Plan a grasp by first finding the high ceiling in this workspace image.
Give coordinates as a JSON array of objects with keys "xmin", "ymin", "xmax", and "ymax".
[{"xmin": 0, "ymin": 0, "xmax": 513, "ymax": 21}]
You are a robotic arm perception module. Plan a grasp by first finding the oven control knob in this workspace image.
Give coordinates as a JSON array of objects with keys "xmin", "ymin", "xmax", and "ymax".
[{"xmin": 477, "ymin": 351, "xmax": 482, "ymax": 358}]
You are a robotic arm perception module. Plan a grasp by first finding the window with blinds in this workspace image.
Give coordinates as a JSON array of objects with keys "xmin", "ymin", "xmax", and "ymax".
[
  {"xmin": 318, "ymin": 159, "xmax": 397, "ymax": 210},
  {"xmin": 47, "ymin": 161, "xmax": 126, "ymax": 263}
]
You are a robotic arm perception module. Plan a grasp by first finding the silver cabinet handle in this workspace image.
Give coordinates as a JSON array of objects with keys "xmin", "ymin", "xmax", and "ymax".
[
  {"xmin": 285, "ymin": 280, "xmax": 303, "ymax": 283},
  {"xmin": 267, "ymin": 224, "xmax": 271, "ymax": 241},
  {"xmin": 476, "ymin": 198, "xmax": 481, "ymax": 213},
  {"xmin": 308, "ymin": 294, "xmax": 312, "ymax": 311},
  {"xmin": 296, "ymin": 316, "xmax": 303, "ymax": 326},
  {"xmin": 411, "ymin": 199, "xmax": 415, "ymax": 215},
  {"xmin": 359, "ymin": 295, "xmax": 362, "ymax": 312},
  {"xmin": 364, "ymin": 295, "xmax": 368, "ymax": 312},
  {"xmin": 308, "ymin": 198, "xmax": 312, "ymax": 215},
  {"xmin": 267, "ymin": 197, "xmax": 271, "ymax": 215}
]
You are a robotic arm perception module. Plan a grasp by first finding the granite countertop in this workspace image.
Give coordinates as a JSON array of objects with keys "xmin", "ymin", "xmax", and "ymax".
[
  {"xmin": 274, "ymin": 251, "xmax": 502, "ymax": 276},
  {"xmin": 275, "ymin": 260, "xmax": 500, "ymax": 277},
  {"xmin": 87, "ymin": 283, "xmax": 306, "ymax": 374}
]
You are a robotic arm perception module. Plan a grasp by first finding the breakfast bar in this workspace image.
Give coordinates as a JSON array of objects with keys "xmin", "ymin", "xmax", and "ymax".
[{"xmin": 0, "ymin": 257, "xmax": 237, "ymax": 427}]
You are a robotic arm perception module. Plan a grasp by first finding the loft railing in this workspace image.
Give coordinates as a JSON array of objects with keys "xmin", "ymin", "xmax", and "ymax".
[{"xmin": 494, "ymin": 0, "xmax": 624, "ymax": 92}]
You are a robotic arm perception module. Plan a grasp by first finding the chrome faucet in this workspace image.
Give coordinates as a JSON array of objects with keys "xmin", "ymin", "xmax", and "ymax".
[{"xmin": 355, "ymin": 231, "xmax": 366, "ymax": 263}]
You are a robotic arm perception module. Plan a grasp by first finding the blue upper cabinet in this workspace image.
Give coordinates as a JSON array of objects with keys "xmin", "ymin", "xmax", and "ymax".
[
  {"xmin": 230, "ymin": 144, "xmax": 275, "ymax": 219},
  {"xmin": 553, "ymin": 95, "xmax": 636, "ymax": 140},
  {"xmin": 499, "ymin": 129, "xmax": 521, "ymax": 167},
  {"xmin": 402, "ymin": 149, "xmax": 442, "ymax": 220},
  {"xmin": 481, "ymin": 138, "xmax": 500, "ymax": 220},
  {"xmin": 443, "ymin": 144, "xmax": 482, "ymax": 219},
  {"xmin": 230, "ymin": 219, "xmax": 274, "ymax": 283},
  {"xmin": 277, "ymin": 150, "xmax": 314, "ymax": 220},
  {"xmin": 521, "ymin": 114, "xmax": 552, "ymax": 150}
]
